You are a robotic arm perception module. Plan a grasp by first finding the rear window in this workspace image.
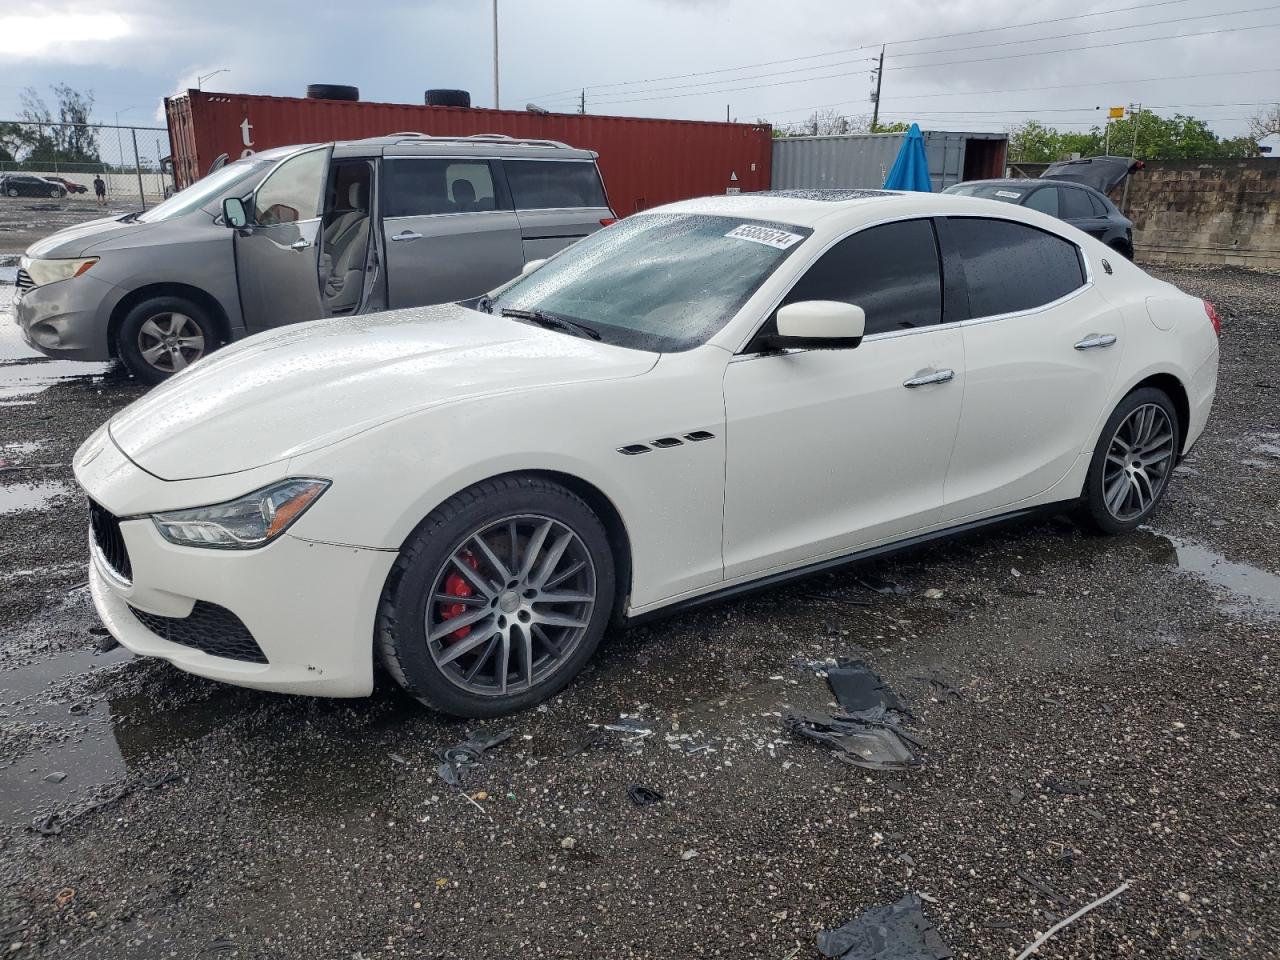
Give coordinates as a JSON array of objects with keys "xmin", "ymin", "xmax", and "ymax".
[
  {"xmin": 946, "ymin": 218, "xmax": 1086, "ymax": 319},
  {"xmin": 1060, "ymin": 187, "xmax": 1095, "ymax": 219},
  {"xmin": 383, "ymin": 158, "xmax": 502, "ymax": 217},
  {"xmin": 503, "ymin": 160, "xmax": 607, "ymax": 210}
]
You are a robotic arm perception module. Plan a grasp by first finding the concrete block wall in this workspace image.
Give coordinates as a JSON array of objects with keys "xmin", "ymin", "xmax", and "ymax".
[{"xmin": 1007, "ymin": 159, "xmax": 1280, "ymax": 271}]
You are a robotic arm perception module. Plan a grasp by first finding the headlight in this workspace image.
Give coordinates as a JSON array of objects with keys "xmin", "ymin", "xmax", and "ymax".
[
  {"xmin": 19, "ymin": 256, "xmax": 99, "ymax": 287},
  {"xmin": 152, "ymin": 478, "xmax": 329, "ymax": 550}
]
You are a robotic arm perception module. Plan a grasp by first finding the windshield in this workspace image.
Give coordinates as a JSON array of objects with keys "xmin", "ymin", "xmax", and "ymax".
[
  {"xmin": 136, "ymin": 159, "xmax": 270, "ymax": 223},
  {"xmin": 483, "ymin": 213, "xmax": 812, "ymax": 352},
  {"xmin": 943, "ymin": 183, "xmax": 1026, "ymax": 205}
]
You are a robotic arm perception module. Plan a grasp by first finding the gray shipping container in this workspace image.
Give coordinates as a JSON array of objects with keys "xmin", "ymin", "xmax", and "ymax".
[{"xmin": 771, "ymin": 130, "xmax": 1008, "ymax": 192}]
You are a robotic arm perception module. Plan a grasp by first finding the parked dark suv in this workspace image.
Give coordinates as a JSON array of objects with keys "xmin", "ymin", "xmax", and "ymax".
[
  {"xmin": 1, "ymin": 174, "xmax": 67, "ymax": 199},
  {"xmin": 943, "ymin": 178, "xmax": 1133, "ymax": 258}
]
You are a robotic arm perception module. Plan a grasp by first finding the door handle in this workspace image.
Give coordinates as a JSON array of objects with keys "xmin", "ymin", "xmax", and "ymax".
[
  {"xmin": 902, "ymin": 368, "xmax": 955, "ymax": 388},
  {"xmin": 1074, "ymin": 333, "xmax": 1117, "ymax": 350},
  {"xmin": 290, "ymin": 238, "xmax": 311, "ymax": 251},
  {"xmin": 391, "ymin": 231, "xmax": 422, "ymax": 242}
]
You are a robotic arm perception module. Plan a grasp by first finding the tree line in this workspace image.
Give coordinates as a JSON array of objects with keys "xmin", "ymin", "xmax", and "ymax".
[
  {"xmin": 1007, "ymin": 109, "xmax": 1268, "ymax": 163},
  {"xmin": 0, "ymin": 85, "xmax": 101, "ymax": 165}
]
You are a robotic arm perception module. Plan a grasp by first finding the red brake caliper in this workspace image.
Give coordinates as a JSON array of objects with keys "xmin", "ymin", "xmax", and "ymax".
[{"xmin": 439, "ymin": 550, "xmax": 480, "ymax": 645}]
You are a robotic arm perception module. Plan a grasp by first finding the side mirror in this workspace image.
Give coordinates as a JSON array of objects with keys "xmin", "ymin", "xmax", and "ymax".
[
  {"xmin": 521, "ymin": 258, "xmax": 548, "ymax": 276},
  {"xmin": 222, "ymin": 196, "xmax": 248, "ymax": 229},
  {"xmin": 764, "ymin": 300, "xmax": 866, "ymax": 350}
]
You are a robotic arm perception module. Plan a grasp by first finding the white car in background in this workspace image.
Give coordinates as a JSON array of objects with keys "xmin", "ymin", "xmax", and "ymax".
[{"xmin": 74, "ymin": 190, "xmax": 1220, "ymax": 717}]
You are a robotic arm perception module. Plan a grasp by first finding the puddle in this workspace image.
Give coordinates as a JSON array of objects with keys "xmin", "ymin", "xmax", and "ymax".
[
  {"xmin": 0, "ymin": 480, "xmax": 71, "ymax": 514},
  {"xmin": 0, "ymin": 359, "xmax": 115, "ymax": 403},
  {"xmin": 1147, "ymin": 530, "xmax": 1280, "ymax": 620}
]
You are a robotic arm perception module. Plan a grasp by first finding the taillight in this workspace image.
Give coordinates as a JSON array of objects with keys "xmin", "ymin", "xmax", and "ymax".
[
  {"xmin": 1203, "ymin": 299, "xmax": 1222, "ymax": 337},
  {"xmin": 599, "ymin": 218, "xmax": 616, "ymax": 227}
]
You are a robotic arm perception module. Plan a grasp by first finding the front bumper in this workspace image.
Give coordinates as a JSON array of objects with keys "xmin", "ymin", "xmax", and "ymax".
[
  {"xmin": 14, "ymin": 274, "xmax": 120, "ymax": 361},
  {"xmin": 78, "ymin": 433, "xmax": 397, "ymax": 697}
]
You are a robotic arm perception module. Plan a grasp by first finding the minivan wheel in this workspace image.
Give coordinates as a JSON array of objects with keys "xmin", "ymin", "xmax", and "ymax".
[
  {"xmin": 378, "ymin": 476, "xmax": 616, "ymax": 717},
  {"xmin": 1081, "ymin": 387, "xmax": 1180, "ymax": 534},
  {"xmin": 117, "ymin": 296, "xmax": 217, "ymax": 385}
]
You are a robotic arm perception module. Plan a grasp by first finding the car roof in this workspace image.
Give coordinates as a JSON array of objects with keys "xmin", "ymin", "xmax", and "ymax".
[{"xmin": 652, "ymin": 188, "xmax": 1092, "ymax": 230}]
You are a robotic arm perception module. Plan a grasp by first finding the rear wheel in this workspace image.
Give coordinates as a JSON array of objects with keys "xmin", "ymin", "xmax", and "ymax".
[
  {"xmin": 378, "ymin": 476, "xmax": 616, "ymax": 717},
  {"xmin": 117, "ymin": 296, "xmax": 217, "ymax": 385},
  {"xmin": 49, "ymin": 187, "xmax": 62, "ymax": 198},
  {"xmin": 5, "ymin": 188, "xmax": 17, "ymax": 197},
  {"xmin": 1082, "ymin": 387, "xmax": 1180, "ymax": 534}
]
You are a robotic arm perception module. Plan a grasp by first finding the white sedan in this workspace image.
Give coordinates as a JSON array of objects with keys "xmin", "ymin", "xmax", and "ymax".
[{"xmin": 74, "ymin": 190, "xmax": 1220, "ymax": 716}]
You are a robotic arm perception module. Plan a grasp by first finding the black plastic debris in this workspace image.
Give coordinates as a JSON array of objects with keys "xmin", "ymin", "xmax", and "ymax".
[
  {"xmin": 786, "ymin": 709, "xmax": 922, "ymax": 771},
  {"xmin": 628, "ymin": 784, "xmax": 664, "ymax": 806},
  {"xmin": 435, "ymin": 729, "xmax": 514, "ymax": 787},
  {"xmin": 818, "ymin": 893, "xmax": 952, "ymax": 960},
  {"xmin": 601, "ymin": 716, "xmax": 653, "ymax": 736},
  {"xmin": 856, "ymin": 574, "xmax": 910, "ymax": 596},
  {"xmin": 828, "ymin": 657, "xmax": 908, "ymax": 714}
]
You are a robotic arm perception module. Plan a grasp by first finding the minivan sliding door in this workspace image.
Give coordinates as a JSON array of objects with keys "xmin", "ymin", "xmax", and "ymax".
[{"xmin": 380, "ymin": 157, "xmax": 525, "ymax": 308}]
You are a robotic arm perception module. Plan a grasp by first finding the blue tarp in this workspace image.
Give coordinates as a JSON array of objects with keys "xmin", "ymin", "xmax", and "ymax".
[{"xmin": 883, "ymin": 124, "xmax": 932, "ymax": 192}]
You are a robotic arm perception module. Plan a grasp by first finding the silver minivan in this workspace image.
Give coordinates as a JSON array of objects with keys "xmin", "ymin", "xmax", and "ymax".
[{"xmin": 15, "ymin": 134, "xmax": 615, "ymax": 383}]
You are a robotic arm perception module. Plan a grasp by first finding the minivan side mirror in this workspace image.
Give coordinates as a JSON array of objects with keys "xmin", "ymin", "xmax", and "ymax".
[
  {"xmin": 761, "ymin": 300, "xmax": 866, "ymax": 351},
  {"xmin": 521, "ymin": 258, "xmax": 548, "ymax": 276},
  {"xmin": 222, "ymin": 196, "xmax": 248, "ymax": 229}
]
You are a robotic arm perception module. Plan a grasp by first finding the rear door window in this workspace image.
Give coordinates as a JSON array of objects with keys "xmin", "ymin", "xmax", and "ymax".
[
  {"xmin": 383, "ymin": 158, "xmax": 503, "ymax": 217},
  {"xmin": 1087, "ymin": 192, "xmax": 1109, "ymax": 216},
  {"xmin": 1059, "ymin": 187, "xmax": 1096, "ymax": 220},
  {"xmin": 1024, "ymin": 187, "xmax": 1059, "ymax": 217},
  {"xmin": 504, "ymin": 160, "xmax": 608, "ymax": 209},
  {"xmin": 773, "ymin": 218, "xmax": 942, "ymax": 337},
  {"xmin": 946, "ymin": 218, "xmax": 1086, "ymax": 319}
]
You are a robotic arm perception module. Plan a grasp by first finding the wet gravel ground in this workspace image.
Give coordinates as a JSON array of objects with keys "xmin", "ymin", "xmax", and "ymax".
[{"xmin": 0, "ymin": 259, "xmax": 1277, "ymax": 958}]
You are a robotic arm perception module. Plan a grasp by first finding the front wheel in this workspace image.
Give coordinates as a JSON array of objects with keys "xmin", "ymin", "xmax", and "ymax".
[
  {"xmin": 1082, "ymin": 387, "xmax": 1180, "ymax": 534},
  {"xmin": 378, "ymin": 476, "xmax": 616, "ymax": 717},
  {"xmin": 116, "ymin": 296, "xmax": 218, "ymax": 385}
]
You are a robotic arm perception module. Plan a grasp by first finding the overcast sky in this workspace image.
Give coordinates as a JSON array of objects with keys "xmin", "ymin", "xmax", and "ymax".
[{"xmin": 0, "ymin": 0, "xmax": 1275, "ymax": 144}]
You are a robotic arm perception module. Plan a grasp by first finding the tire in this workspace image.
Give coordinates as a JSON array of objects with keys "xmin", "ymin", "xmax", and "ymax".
[
  {"xmin": 50, "ymin": 187, "xmax": 62, "ymax": 198},
  {"xmin": 5, "ymin": 188, "xmax": 17, "ymax": 198},
  {"xmin": 378, "ymin": 476, "xmax": 616, "ymax": 717},
  {"xmin": 116, "ymin": 295, "xmax": 218, "ymax": 385},
  {"xmin": 306, "ymin": 83, "xmax": 359, "ymax": 101},
  {"xmin": 425, "ymin": 88, "xmax": 471, "ymax": 108},
  {"xmin": 1081, "ymin": 387, "xmax": 1181, "ymax": 534}
]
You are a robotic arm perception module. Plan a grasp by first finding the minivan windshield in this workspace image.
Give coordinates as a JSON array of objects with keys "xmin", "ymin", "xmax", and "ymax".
[
  {"xmin": 481, "ymin": 213, "xmax": 812, "ymax": 352},
  {"xmin": 135, "ymin": 159, "xmax": 270, "ymax": 223}
]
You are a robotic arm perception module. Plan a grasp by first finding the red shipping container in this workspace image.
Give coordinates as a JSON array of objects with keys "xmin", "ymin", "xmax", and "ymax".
[{"xmin": 165, "ymin": 90, "xmax": 772, "ymax": 216}]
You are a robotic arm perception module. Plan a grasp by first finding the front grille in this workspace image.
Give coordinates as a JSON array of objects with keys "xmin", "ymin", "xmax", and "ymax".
[
  {"xmin": 15, "ymin": 268, "xmax": 34, "ymax": 291},
  {"xmin": 89, "ymin": 500, "xmax": 132, "ymax": 582},
  {"xmin": 128, "ymin": 601, "xmax": 269, "ymax": 664}
]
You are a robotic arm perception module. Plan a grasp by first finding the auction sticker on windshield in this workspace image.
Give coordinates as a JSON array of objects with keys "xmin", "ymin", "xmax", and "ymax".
[{"xmin": 725, "ymin": 224, "xmax": 805, "ymax": 249}]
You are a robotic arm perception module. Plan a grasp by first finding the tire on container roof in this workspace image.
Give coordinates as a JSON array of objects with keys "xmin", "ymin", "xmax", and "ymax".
[
  {"xmin": 306, "ymin": 84, "xmax": 360, "ymax": 101},
  {"xmin": 426, "ymin": 89, "xmax": 471, "ymax": 108}
]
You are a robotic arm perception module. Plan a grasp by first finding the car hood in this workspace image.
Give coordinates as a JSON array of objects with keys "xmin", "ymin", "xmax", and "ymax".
[
  {"xmin": 106, "ymin": 303, "xmax": 660, "ymax": 481},
  {"xmin": 25, "ymin": 215, "xmax": 148, "ymax": 258},
  {"xmin": 1040, "ymin": 155, "xmax": 1135, "ymax": 193}
]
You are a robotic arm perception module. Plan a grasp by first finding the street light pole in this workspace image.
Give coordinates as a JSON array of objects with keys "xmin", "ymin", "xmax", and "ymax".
[
  {"xmin": 196, "ymin": 68, "xmax": 229, "ymax": 91},
  {"xmin": 492, "ymin": 0, "xmax": 500, "ymax": 109}
]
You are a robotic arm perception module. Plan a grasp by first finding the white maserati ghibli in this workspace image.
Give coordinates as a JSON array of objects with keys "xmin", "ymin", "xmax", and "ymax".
[{"xmin": 74, "ymin": 190, "xmax": 1220, "ymax": 716}]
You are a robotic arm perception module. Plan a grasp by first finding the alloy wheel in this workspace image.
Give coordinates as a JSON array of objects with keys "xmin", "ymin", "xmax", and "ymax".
[
  {"xmin": 136, "ymin": 312, "xmax": 205, "ymax": 374},
  {"xmin": 425, "ymin": 514, "xmax": 597, "ymax": 697},
  {"xmin": 1102, "ymin": 403, "xmax": 1175, "ymax": 521}
]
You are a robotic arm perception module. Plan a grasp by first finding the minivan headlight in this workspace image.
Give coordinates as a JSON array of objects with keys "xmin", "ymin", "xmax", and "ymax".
[
  {"xmin": 20, "ymin": 256, "xmax": 99, "ymax": 287},
  {"xmin": 152, "ymin": 479, "xmax": 330, "ymax": 549}
]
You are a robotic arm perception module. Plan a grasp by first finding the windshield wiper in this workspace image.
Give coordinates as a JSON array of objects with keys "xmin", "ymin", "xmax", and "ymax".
[{"xmin": 500, "ymin": 307, "xmax": 601, "ymax": 341}]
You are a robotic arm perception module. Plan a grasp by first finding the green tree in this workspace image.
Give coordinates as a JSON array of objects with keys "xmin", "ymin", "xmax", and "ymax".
[
  {"xmin": 1006, "ymin": 120, "xmax": 1064, "ymax": 162},
  {"xmin": 1009, "ymin": 111, "xmax": 1256, "ymax": 162},
  {"xmin": 18, "ymin": 84, "xmax": 100, "ymax": 163}
]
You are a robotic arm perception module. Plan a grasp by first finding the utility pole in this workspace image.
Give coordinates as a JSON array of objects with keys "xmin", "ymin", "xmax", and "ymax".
[
  {"xmin": 1122, "ymin": 102, "xmax": 1142, "ymax": 213},
  {"xmin": 726, "ymin": 104, "xmax": 730, "ymax": 122},
  {"xmin": 492, "ymin": 0, "xmax": 501, "ymax": 109},
  {"xmin": 579, "ymin": 89, "xmax": 585, "ymax": 114},
  {"xmin": 870, "ymin": 45, "xmax": 885, "ymax": 132}
]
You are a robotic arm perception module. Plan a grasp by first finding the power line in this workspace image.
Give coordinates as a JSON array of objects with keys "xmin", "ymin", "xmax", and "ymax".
[
  {"xmin": 520, "ymin": 0, "xmax": 1199, "ymax": 101},
  {"xmin": 578, "ymin": 20, "xmax": 1280, "ymax": 107}
]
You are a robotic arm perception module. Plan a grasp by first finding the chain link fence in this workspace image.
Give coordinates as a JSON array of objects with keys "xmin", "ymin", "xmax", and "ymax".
[{"xmin": 0, "ymin": 120, "xmax": 173, "ymax": 207}]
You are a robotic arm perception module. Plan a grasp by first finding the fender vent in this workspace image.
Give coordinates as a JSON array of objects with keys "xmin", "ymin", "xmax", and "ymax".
[
  {"xmin": 650, "ymin": 437, "xmax": 683, "ymax": 448},
  {"xmin": 684, "ymin": 431, "xmax": 715, "ymax": 442},
  {"xmin": 617, "ymin": 444, "xmax": 651, "ymax": 456}
]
